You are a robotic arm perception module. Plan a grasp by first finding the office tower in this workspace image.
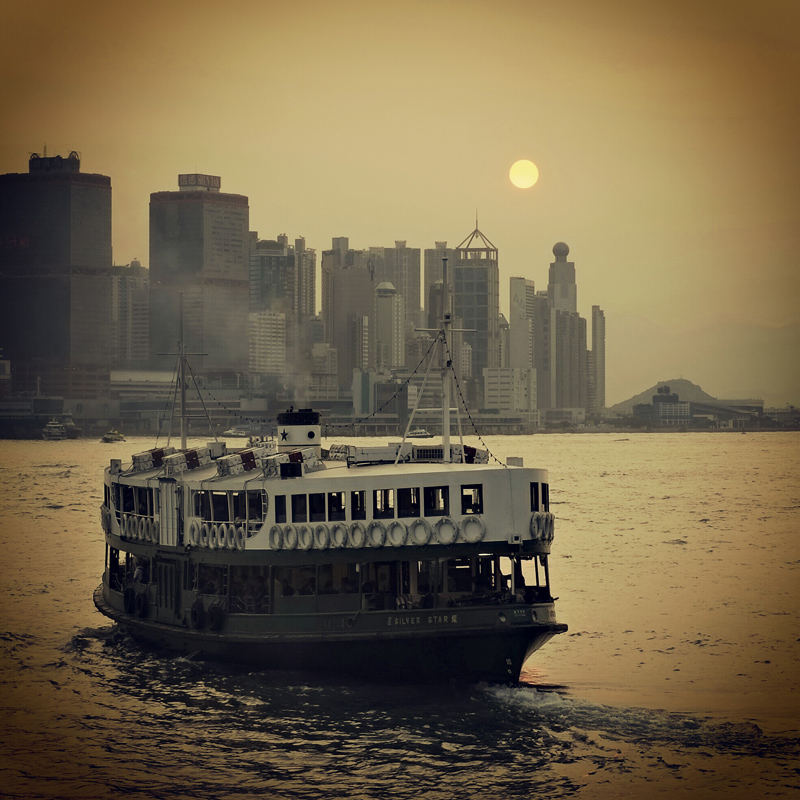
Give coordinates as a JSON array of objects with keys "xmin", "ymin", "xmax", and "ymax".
[
  {"xmin": 0, "ymin": 150, "xmax": 113, "ymax": 396},
  {"xmin": 111, "ymin": 259, "xmax": 150, "ymax": 368},
  {"xmin": 453, "ymin": 226, "xmax": 500, "ymax": 383},
  {"xmin": 374, "ymin": 282, "xmax": 405, "ymax": 370},
  {"xmin": 554, "ymin": 309, "xmax": 587, "ymax": 409},
  {"xmin": 149, "ymin": 174, "xmax": 249, "ymax": 373},
  {"xmin": 508, "ymin": 276, "xmax": 538, "ymax": 371},
  {"xmin": 321, "ymin": 239, "xmax": 374, "ymax": 388},
  {"xmin": 590, "ymin": 305, "xmax": 606, "ymax": 413},
  {"xmin": 483, "ymin": 367, "xmax": 537, "ymax": 413},
  {"xmin": 532, "ymin": 292, "xmax": 556, "ymax": 410},
  {"xmin": 548, "ymin": 241, "xmax": 577, "ymax": 313},
  {"xmin": 248, "ymin": 310, "xmax": 286, "ymax": 376},
  {"xmin": 424, "ymin": 242, "xmax": 456, "ymax": 316}
]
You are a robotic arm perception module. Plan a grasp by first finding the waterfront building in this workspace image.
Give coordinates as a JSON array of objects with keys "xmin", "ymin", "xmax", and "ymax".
[
  {"xmin": 248, "ymin": 310, "xmax": 286, "ymax": 376},
  {"xmin": 483, "ymin": 367, "xmax": 537, "ymax": 415},
  {"xmin": 149, "ymin": 174, "xmax": 250, "ymax": 373},
  {"xmin": 111, "ymin": 260, "xmax": 150, "ymax": 369},
  {"xmin": 0, "ymin": 150, "xmax": 113, "ymax": 396}
]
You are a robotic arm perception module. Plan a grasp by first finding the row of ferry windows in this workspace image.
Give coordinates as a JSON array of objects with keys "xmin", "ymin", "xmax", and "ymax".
[{"xmin": 274, "ymin": 485, "xmax": 484, "ymax": 525}]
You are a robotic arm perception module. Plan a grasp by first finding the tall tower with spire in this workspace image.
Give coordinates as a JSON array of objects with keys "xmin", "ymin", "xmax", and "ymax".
[
  {"xmin": 453, "ymin": 223, "xmax": 500, "ymax": 385},
  {"xmin": 547, "ymin": 241, "xmax": 577, "ymax": 312}
]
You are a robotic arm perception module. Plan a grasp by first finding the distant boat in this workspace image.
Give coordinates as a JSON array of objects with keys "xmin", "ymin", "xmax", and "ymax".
[
  {"xmin": 222, "ymin": 426, "xmax": 252, "ymax": 437},
  {"xmin": 407, "ymin": 428, "xmax": 433, "ymax": 439},
  {"xmin": 101, "ymin": 430, "xmax": 126, "ymax": 443},
  {"xmin": 62, "ymin": 413, "xmax": 82, "ymax": 439},
  {"xmin": 42, "ymin": 419, "xmax": 68, "ymax": 441}
]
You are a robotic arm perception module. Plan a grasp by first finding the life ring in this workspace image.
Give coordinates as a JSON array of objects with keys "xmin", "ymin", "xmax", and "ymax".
[
  {"xmin": 349, "ymin": 521, "xmax": 366, "ymax": 548},
  {"xmin": 152, "ymin": 519, "xmax": 160, "ymax": 545},
  {"xmin": 135, "ymin": 592, "xmax": 148, "ymax": 618},
  {"xmin": 138, "ymin": 517, "xmax": 148, "ymax": 542},
  {"xmin": 330, "ymin": 522, "xmax": 348, "ymax": 548},
  {"xmin": 224, "ymin": 523, "xmax": 235, "ymax": 549},
  {"xmin": 546, "ymin": 513, "xmax": 555, "ymax": 542},
  {"xmin": 435, "ymin": 516, "xmax": 459, "ymax": 545},
  {"xmin": 234, "ymin": 524, "xmax": 246, "ymax": 551},
  {"xmin": 530, "ymin": 513, "xmax": 541, "ymax": 539},
  {"xmin": 211, "ymin": 523, "xmax": 222, "ymax": 550},
  {"xmin": 217, "ymin": 522, "xmax": 230, "ymax": 550},
  {"xmin": 387, "ymin": 520, "xmax": 408, "ymax": 547},
  {"xmin": 208, "ymin": 605, "xmax": 225, "ymax": 632},
  {"xmin": 367, "ymin": 520, "xmax": 386, "ymax": 548},
  {"xmin": 125, "ymin": 514, "xmax": 135, "ymax": 540},
  {"xmin": 460, "ymin": 516, "xmax": 486, "ymax": 544},
  {"xmin": 121, "ymin": 514, "xmax": 130, "ymax": 538},
  {"xmin": 188, "ymin": 520, "xmax": 201, "ymax": 546},
  {"xmin": 313, "ymin": 523, "xmax": 329, "ymax": 550},
  {"xmin": 200, "ymin": 523, "xmax": 210, "ymax": 548},
  {"xmin": 408, "ymin": 518, "xmax": 432, "ymax": 546},
  {"xmin": 144, "ymin": 518, "xmax": 153, "ymax": 543},
  {"xmin": 191, "ymin": 598, "xmax": 206, "ymax": 630},
  {"xmin": 298, "ymin": 524, "xmax": 314, "ymax": 551},
  {"xmin": 283, "ymin": 524, "xmax": 298, "ymax": 550},
  {"xmin": 123, "ymin": 587, "xmax": 136, "ymax": 614},
  {"xmin": 268, "ymin": 524, "xmax": 284, "ymax": 549}
]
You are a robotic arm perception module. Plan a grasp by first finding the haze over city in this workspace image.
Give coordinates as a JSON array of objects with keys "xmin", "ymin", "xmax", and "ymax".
[{"xmin": 2, "ymin": 0, "xmax": 798, "ymax": 406}]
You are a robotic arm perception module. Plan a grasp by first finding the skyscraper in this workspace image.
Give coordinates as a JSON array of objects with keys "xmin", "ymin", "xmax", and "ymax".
[
  {"xmin": 0, "ymin": 150, "xmax": 113, "ymax": 396},
  {"xmin": 548, "ymin": 241, "xmax": 577, "ymax": 313},
  {"xmin": 374, "ymin": 282, "xmax": 405, "ymax": 370},
  {"xmin": 149, "ymin": 174, "xmax": 250, "ymax": 373},
  {"xmin": 111, "ymin": 259, "xmax": 150, "ymax": 369},
  {"xmin": 453, "ymin": 226, "xmax": 500, "ymax": 383},
  {"xmin": 589, "ymin": 305, "xmax": 606, "ymax": 414}
]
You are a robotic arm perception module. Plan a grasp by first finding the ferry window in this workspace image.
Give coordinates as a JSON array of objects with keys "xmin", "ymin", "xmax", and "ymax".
[
  {"xmin": 291, "ymin": 494, "xmax": 308, "ymax": 523},
  {"xmin": 211, "ymin": 491, "xmax": 230, "ymax": 521},
  {"xmin": 309, "ymin": 493, "xmax": 326, "ymax": 522},
  {"xmin": 121, "ymin": 485, "xmax": 135, "ymax": 513},
  {"xmin": 542, "ymin": 483, "xmax": 550, "ymax": 512},
  {"xmin": 246, "ymin": 490, "xmax": 265, "ymax": 522},
  {"xmin": 351, "ymin": 490, "xmax": 366, "ymax": 520},
  {"xmin": 423, "ymin": 485, "xmax": 449, "ymax": 517},
  {"xmin": 275, "ymin": 495, "xmax": 287, "ymax": 524},
  {"xmin": 373, "ymin": 489, "xmax": 395, "ymax": 519},
  {"xmin": 193, "ymin": 490, "xmax": 211, "ymax": 520},
  {"xmin": 199, "ymin": 565, "xmax": 227, "ymax": 595},
  {"xmin": 397, "ymin": 487, "xmax": 420, "ymax": 518},
  {"xmin": 530, "ymin": 482, "xmax": 540, "ymax": 512},
  {"xmin": 275, "ymin": 566, "xmax": 314, "ymax": 597},
  {"xmin": 328, "ymin": 491, "xmax": 346, "ymax": 522},
  {"xmin": 135, "ymin": 487, "xmax": 148, "ymax": 515},
  {"xmin": 461, "ymin": 485, "xmax": 483, "ymax": 515}
]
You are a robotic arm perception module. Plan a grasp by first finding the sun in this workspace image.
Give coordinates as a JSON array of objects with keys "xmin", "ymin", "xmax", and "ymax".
[{"xmin": 509, "ymin": 159, "xmax": 539, "ymax": 189}]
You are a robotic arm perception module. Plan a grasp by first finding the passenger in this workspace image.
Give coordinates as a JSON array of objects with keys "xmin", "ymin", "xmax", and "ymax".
[
  {"xmin": 132, "ymin": 559, "xmax": 145, "ymax": 584},
  {"xmin": 281, "ymin": 578, "xmax": 295, "ymax": 596}
]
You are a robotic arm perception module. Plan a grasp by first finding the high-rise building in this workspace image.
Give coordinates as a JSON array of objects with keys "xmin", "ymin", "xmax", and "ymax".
[
  {"xmin": 554, "ymin": 310, "xmax": 587, "ymax": 410},
  {"xmin": 532, "ymin": 292, "xmax": 556, "ymax": 410},
  {"xmin": 149, "ymin": 174, "xmax": 250, "ymax": 373},
  {"xmin": 548, "ymin": 241, "xmax": 577, "ymax": 313},
  {"xmin": 0, "ymin": 151, "xmax": 113, "ymax": 396},
  {"xmin": 453, "ymin": 226, "xmax": 500, "ymax": 383},
  {"xmin": 589, "ymin": 305, "xmax": 606, "ymax": 414},
  {"xmin": 248, "ymin": 310, "xmax": 286, "ymax": 375},
  {"xmin": 371, "ymin": 241, "xmax": 421, "ymax": 331},
  {"xmin": 508, "ymin": 277, "xmax": 536, "ymax": 370},
  {"xmin": 374, "ymin": 282, "xmax": 405, "ymax": 370},
  {"xmin": 424, "ymin": 242, "xmax": 456, "ymax": 314},
  {"xmin": 111, "ymin": 259, "xmax": 150, "ymax": 368}
]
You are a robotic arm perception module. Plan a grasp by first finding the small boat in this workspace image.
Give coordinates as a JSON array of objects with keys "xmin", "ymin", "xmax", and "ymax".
[
  {"xmin": 101, "ymin": 430, "xmax": 126, "ymax": 443},
  {"xmin": 93, "ymin": 293, "xmax": 567, "ymax": 683},
  {"xmin": 407, "ymin": 428, "xmax": 433, "ymax": 439},
  {"xmin": 42, "ymin": 419, "xmax": 68, "ymax": 441},
  {"xmin": 222, "ymin": 426, "xmax": 252, "ymax": 437}
]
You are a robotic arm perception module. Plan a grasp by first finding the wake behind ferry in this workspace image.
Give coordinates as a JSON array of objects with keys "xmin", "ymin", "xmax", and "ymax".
[{"xmin": 94, "ymin": 307, "xmax": 567, "ymax": 683}]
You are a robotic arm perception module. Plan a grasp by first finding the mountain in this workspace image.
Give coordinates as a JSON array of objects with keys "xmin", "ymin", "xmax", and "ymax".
[{"xmin": 608, "ymin": 379, "xmax": 719, "ymax": 417}]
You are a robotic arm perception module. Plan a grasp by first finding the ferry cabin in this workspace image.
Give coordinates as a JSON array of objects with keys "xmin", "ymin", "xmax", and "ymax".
[{"xmin": 100, "ymin": 450, "xmax": 557, "ymax": 632}]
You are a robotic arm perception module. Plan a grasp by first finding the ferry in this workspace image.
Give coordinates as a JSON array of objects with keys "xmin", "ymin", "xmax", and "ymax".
[
  {"xmin": 101, "ymin": 430, "xmax": 126, "ymax": 443},
  {"xmin": 42, "ymin": 419, "xmax": 68, "ymax": 440},
  {"xmin": 93, "ymin": 309, "xmax": 567, "ymax": 683}
]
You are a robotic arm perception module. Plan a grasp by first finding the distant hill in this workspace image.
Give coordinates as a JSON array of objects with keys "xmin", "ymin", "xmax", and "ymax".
[{"xmin": 608, "ymin": 379, "xmax": 719, "ymax": 417}]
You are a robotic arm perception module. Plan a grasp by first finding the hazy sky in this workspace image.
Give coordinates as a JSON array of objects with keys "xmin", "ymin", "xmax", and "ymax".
[{"xmin": 2, "ymin": 0, "xmax": 798, "ymax": 406}]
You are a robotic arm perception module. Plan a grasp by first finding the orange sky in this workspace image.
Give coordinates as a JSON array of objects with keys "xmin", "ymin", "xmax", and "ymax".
[{"xmin": 2, "ymin": 0, "xmax": 798, "ymax": 405}]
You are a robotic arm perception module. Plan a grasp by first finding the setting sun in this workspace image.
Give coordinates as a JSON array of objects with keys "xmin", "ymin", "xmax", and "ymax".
[{"xmin": 509, "ymin": 159, "xmax": 539, "ymax": 188}]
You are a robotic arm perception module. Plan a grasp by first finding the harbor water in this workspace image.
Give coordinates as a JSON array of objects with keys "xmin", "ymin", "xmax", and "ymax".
[{"xmin": 0, "ymin": 432, "xmax": 798, "ymax": 798}]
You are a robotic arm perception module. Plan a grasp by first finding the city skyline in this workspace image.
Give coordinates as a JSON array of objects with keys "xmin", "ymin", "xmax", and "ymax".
[{"xmin": 2, "ymin": 0, "xmax": 798, "ymax": 406}]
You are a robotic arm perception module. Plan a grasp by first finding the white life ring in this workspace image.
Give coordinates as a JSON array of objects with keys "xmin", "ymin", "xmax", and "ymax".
[
  {"xmin": 152, "ymin": 519, "xmax": 160, "ymax": 544},
  {"xmin": 226, "ymin": 523, "xmax": 236, "ymax": 549},
  {"xmin": 138, "ymin": 517, "xmax": 148, "ymax": 542},
  {"xmin": 435, "ymin": 516, "xmax": 458, "ymax": 545},
  {"xmin": 313, "ymin": 523, "xmax": 329, "ymax": 549},
  {"xmin": 546, "ymin": 513, "xmax": 555, "ymax": 542},
  {"xmin": 122, "ymin": 514, "xmax": 130, "ymax": 538},
  {"xmin": 349, "ymin": 521, "xmax": 366, "ymax": 548},
  {"xmin": 367, "ymin": 520, "xmax": 386, "ymax": 547},
  {"xmin": 298, "ymin": 524, "xmax": 314, "ymax": 550},
  {"xmin": 268, "ymin": 524, "xmax": 284, "ymax": 550},
  {"xmin": 283, "ymin": 524, "xmax": 298, "ymax": 550},
  {"xmin": 210, "ymin": 523, "xmax": 221, "ymax": 549},
  {"xmin": 460, "ymin": 516, "xmax": 486, "ymax": 544},
  {"xmin": 200, "ymin": 523, "xmax": 210, "ymax": 548},
  {"xmin": 217, "ymin": 522, "xmax": 229, "ymax": 550},
  {"xmin": 387, "ymin": 520, "xmax": 407, "ymax": 547},
  {"xmin": 530, "ymin": 512, "xmax": 541, "ymax": 539},
  {"xmin": 408, "ymin": 518, "xmax": 432, "ymax": 546},
  {"xmin": 188, "ymin": 520, "xmax": 200, "ymax": 546},
  {"xmin": 330, "ymin": 522, "xmax": 348, "ymax": 548},
  {"xmin": 235, "ymin": 524, "xmax": 245, "ymax": 551},
  {"xmin": 125, "ymin": 514, "xmax": 134, "ymax": 540},
  {"xmin": 145, "ymin": 518, "xmax": 154, "ymax": 543}
]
